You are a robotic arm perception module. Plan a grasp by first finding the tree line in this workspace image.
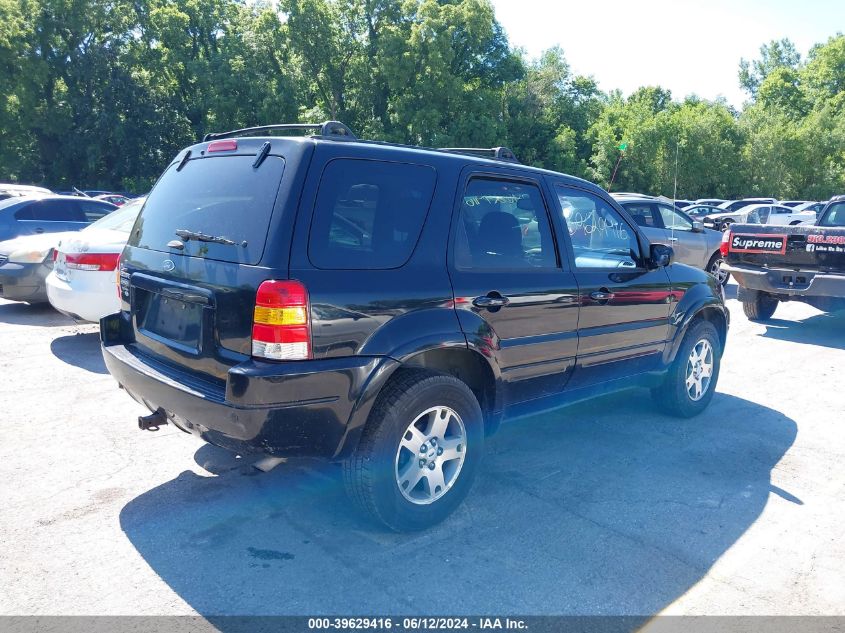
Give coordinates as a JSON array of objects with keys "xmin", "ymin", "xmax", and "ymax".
[{"xmin": 1, "ymin": 0, "xmax": 843, "ymax": 199}]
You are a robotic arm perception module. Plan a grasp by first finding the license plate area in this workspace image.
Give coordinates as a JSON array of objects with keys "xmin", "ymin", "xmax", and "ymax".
[{"xmin": 137, "ymin": 289, "xmax": 204, "ymax": 353}]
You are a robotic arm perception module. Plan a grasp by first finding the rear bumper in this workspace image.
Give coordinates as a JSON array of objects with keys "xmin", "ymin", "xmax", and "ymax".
[
  {"xmin": 46, "ymin": 271, "xmax": 119, "ymax": 322},
  {"xmin": 0, "ymin": 262, "xmax": 50, "ymax": 302},
  {"xmin": 724, "ymin": 263, "xmax": 845, "ymax": 298},
  {"xmin": 101, "ymin": 314, "xmax": 395, "ymax": 459}
]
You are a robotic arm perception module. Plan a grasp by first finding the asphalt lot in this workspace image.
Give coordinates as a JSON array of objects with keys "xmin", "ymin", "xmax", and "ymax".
[{"xmin": 1, "ymin": 283, "xmax": 844, "ymax": 617}]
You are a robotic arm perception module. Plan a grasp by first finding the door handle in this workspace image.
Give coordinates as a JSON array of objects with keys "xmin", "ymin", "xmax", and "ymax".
[
  {"xmin": 35, "ymin": 228, "xmax": 45, "ymax": 234},
  {"xmin": 667, "ymin": 237, "xmax": 678, "ymax": 242},
  {"xmin": 590, "ymin": 290, "xmax": 615, "ymax": 302},
  {"xmin": 473, "ymin": 293, "xmax": 510, "ymax": 309}
]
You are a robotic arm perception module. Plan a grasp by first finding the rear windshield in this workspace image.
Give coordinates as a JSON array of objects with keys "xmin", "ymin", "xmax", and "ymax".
[
  {"xmin": 129, "ymin": 155, "xmax": 284, "ymax": 264},
  {"xmin": 820, "ymin": 202, "xmax": 845, "ymax": 227}
]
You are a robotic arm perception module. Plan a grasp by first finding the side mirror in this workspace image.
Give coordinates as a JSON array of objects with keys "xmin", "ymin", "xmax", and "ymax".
[
  {"xmin": 691, "ymin": 221, "xmax": 703, "ymax": 232},
  {"xmin": 650, "ymin": 243, "xmax": 674, "ymax": 268}
]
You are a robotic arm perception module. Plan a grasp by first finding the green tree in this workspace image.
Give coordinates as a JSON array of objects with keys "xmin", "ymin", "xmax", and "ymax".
[{"xmin": 739, "ymin": 38, "xmax": 801, "ymax": 98}]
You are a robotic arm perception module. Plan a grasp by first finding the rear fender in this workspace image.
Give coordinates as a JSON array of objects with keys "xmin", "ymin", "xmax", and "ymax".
[
  {"xmin": 664, "ymin": 282, "xmax": 728, "ymax": 365},
  {"xmin": 333, "ymin": 307, "xmax": 504, "ymax": 459}
]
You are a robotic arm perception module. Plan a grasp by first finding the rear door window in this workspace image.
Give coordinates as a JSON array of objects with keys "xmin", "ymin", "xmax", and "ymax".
[
  {"xmin": 621, "ymin": 203, "xmax": 660, "ymax": 228},
  {"xmin": 19, "ymin": 199, "xmax": 86, "ymax": 222},
  {"xmin": 129, "ymin": 155, "xmax": 285, "ymax": 264},
  {"xmin": 454, "ymin": 177, "xmax": 558, "ymax": 270},
  {"xmin": 308, "ymin": 159, "xmax": 436, "ymax": 270},
  {"xmin": 77, "ymin": 200, "xmax": 115, "ymax": 221}
]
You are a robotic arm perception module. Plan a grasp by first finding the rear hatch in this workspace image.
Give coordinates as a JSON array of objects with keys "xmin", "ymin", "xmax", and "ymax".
[
  {"xmin": 725, "ymin": 223, "xmax": 845, "ymax": 274},
  {"xmin": 120, "ymin": 138, "xmax": 308, "ymax": 383}
]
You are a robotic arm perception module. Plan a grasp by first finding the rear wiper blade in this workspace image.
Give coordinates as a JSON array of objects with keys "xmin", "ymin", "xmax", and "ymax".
[{"xmin": 174, "ymin": 229, "xmax": 242, "ymax": 246}]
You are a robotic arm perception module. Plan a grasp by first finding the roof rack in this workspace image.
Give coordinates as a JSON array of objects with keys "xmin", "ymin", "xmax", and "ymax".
[
  {"xmin": 202, "ymin": 120, "xmax": 356, "ymax": 142},
  {"xmin": 439, "ymin": 146, "xmax": 520, "ymax": 163}
]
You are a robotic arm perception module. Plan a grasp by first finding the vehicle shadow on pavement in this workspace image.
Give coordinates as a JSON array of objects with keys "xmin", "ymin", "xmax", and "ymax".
[
  {"xmin": 50, "ymin": 332, "xmax": 108, "ymax": 374},
  {"xmin": 119, "ymin": 391, "xmax": 796, "ymax": 618},
  {"xmin": 761, "ymin": 310, "xmax": 845, "ymax": 350},
  {"xmin": 0, "ymin": 301, "xmax": 71, "ymax": 327}
]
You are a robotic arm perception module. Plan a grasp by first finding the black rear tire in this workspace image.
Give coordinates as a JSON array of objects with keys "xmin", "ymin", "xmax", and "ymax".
[
  {"xmin": 343, "ymin": 370, "xmax": 484, "ymax": 531},
  {"xmin": 652, "ymin": 319, "xmax": 721, "ymax": 418},
  {"xmin": 742, "ymin": 290, "xmax": 778, "ymax": 321}
]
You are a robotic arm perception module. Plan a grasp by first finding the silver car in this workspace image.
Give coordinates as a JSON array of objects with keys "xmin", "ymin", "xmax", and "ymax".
[{"xmin": 612, "ymin": 195, "xmax": 728, "ymax": 284}]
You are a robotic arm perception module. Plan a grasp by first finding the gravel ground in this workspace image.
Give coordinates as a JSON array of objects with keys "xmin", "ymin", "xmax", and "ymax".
[{"xmin": 1, "ymin": 283, "xmax": 843, "ymax": 617}]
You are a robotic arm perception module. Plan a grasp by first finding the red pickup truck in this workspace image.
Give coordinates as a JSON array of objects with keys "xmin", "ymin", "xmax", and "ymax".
[{"xmin": 722, "ymin": 195, "xmax": 845, "ymax": 320}]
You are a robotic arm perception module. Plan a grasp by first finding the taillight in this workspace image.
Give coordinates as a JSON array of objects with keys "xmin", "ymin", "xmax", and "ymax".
[
  {"xmin": 251, "ymin": 280, "xmax": 311, "ymax": 361},
  {"xmin": 65, "ymin": 252, "xmax": 120, "ymax": 271},
  {"xmin": 720, "ymin": 230, "xmax": 731, "ymax": 257},
  {"xmin": 116, "ymin": 255, "xmax": 122, "ymax": 298}
]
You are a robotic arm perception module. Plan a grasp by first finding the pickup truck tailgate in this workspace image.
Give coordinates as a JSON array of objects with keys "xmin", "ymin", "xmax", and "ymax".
[{"xmin": 725, "ymin": 224, "xmax": 845, "ymax": 272}]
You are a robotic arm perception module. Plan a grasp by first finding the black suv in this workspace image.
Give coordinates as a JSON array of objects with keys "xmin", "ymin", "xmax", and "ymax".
[{"xmin": 101, "ymin": 121, "xmax": 729, "ymax": 531}]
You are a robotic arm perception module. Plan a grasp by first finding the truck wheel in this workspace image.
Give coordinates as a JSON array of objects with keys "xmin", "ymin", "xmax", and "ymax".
[
  {"xmin": 742, "ymin": 290, "xmax": 778, "ymax": 321},
  {"xmin": 706, "ymin": 252, "xmax": 730, "ymax": 286},
  {"xmin": 343, "ymin": 370, "xmax": 484, "ymax": 531},
  {"xmin": 652, "ymin": 319, "xmax": 721, "ymax": 418}
]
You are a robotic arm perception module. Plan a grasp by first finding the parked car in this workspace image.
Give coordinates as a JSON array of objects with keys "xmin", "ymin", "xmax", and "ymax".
[
  {"xmin": 702, "ymin": 205, "xmax": 760, "ymax": 231},
  {"xmin": 706, "ymin": 203, "xmax": 811, "ymax": 232},
  {"xmin": 790, "ymin": 201, "xmax": 825, "ymax": 216},
  {"xmin": 0, "ymin": 195, "xmax": 116, "ymax": 242},
  {"xmin": 0, "ymin": 183, "xmax": 52, "ymax": 201},
  {"xmin": 716, "ymin": 198, "xmax": 777, "ymax": 213},
  {"xmin": 612, "ymin": 194, "xmax": 728, "ymax": 284},
  {"xmin": 683, "ymin": 204, "xmax": 724, "ymax": 218},
  {"xmin": 0, "ymin": 198, "xmax": 117, "ymax": 303},
  {"xmin": 100, "ymin": 121, "xmax": 728, "ymax": 531},
  {"xmin": 46, "ymin": 198, "xmax": 145, "ymax": 322},
  {"xmin": 745, "ymin": 203, "xmax": 819, "ymax": 226},
  {"xmin": 94, "ymin": 194, "xmax": 131, "ymax": 206},
  {"xmin": 694, "ymin": 198, "xmax": 727, "ymax": 207},
  {"xmin": 723, "ymin": 195, "xmax": 845, "ymax": 320},
  {"xmin": 0, "ymin": 232, "xmax": 67, "ymax": 303},
  {"xmin": 673, "ymin": 199, "xmax": 693, "ymax": 209}
]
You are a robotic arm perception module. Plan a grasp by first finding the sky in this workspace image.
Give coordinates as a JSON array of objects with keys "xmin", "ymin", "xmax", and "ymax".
[{"xmin": 488, "ymin": 0, "xmax": 845, "ymax": 107}]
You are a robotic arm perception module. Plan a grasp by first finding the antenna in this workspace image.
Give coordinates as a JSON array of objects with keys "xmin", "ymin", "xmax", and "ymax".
[{"xmin": 671, "ymin": 135, "xmax": 680, "ymax": 247}]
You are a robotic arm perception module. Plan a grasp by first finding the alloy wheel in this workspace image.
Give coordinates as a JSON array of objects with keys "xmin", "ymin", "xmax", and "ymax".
[
  {"xmin": 686, "ymin": 339, "xmax": 714, "ymax": 401},
  {"xmin": 710, "ymin": 257, "xmax": 729, "ymax": 285},
  {"xmin": 394, "ymin": 406, "xmax": 467, "ymax": 505}
]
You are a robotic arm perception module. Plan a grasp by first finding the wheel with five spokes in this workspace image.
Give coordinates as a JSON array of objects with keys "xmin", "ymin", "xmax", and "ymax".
[
  {"xmin": 343, "ymin": 370, "xmax": 484, "ymax": 531},
  {"xmin": 652, "ymin": 319, "xmax": 721, "ymax": 417}
]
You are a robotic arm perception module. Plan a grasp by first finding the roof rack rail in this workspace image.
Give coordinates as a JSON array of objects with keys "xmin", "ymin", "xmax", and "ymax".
[
  {"xmin": 439, "ymin": 146, "xmax": 520, "ymax": 163},
  {"xmin": 202, "ymin": 120, "xmax": 356, "ymax": 142}
]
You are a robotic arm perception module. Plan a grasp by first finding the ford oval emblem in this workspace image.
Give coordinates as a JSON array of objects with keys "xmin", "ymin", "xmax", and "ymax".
[{"xmin": 162, "ymin": 259, "xmax": 175, "ymax": 272}]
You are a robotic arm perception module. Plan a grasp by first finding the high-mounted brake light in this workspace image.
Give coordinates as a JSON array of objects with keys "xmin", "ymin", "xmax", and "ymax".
[
  {"xmin": 720, "ymin": 230, "xmax": 731, "ymax": 257},
  {"xmin": 65, "ymin": 252, "xmax": 120, "ymax": 272},
  {"xmin": 207, "ymin": 139, "xmax": 238, "ymax": 153},
  {"xmin": 251, "ymin": 280, "xmax": 311, "ymax": 361}
]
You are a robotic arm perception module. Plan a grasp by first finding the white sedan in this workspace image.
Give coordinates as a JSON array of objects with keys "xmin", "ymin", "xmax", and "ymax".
[{"xmin": 46, "ymin": 198, "xmax": 144, "ymax": 322}]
